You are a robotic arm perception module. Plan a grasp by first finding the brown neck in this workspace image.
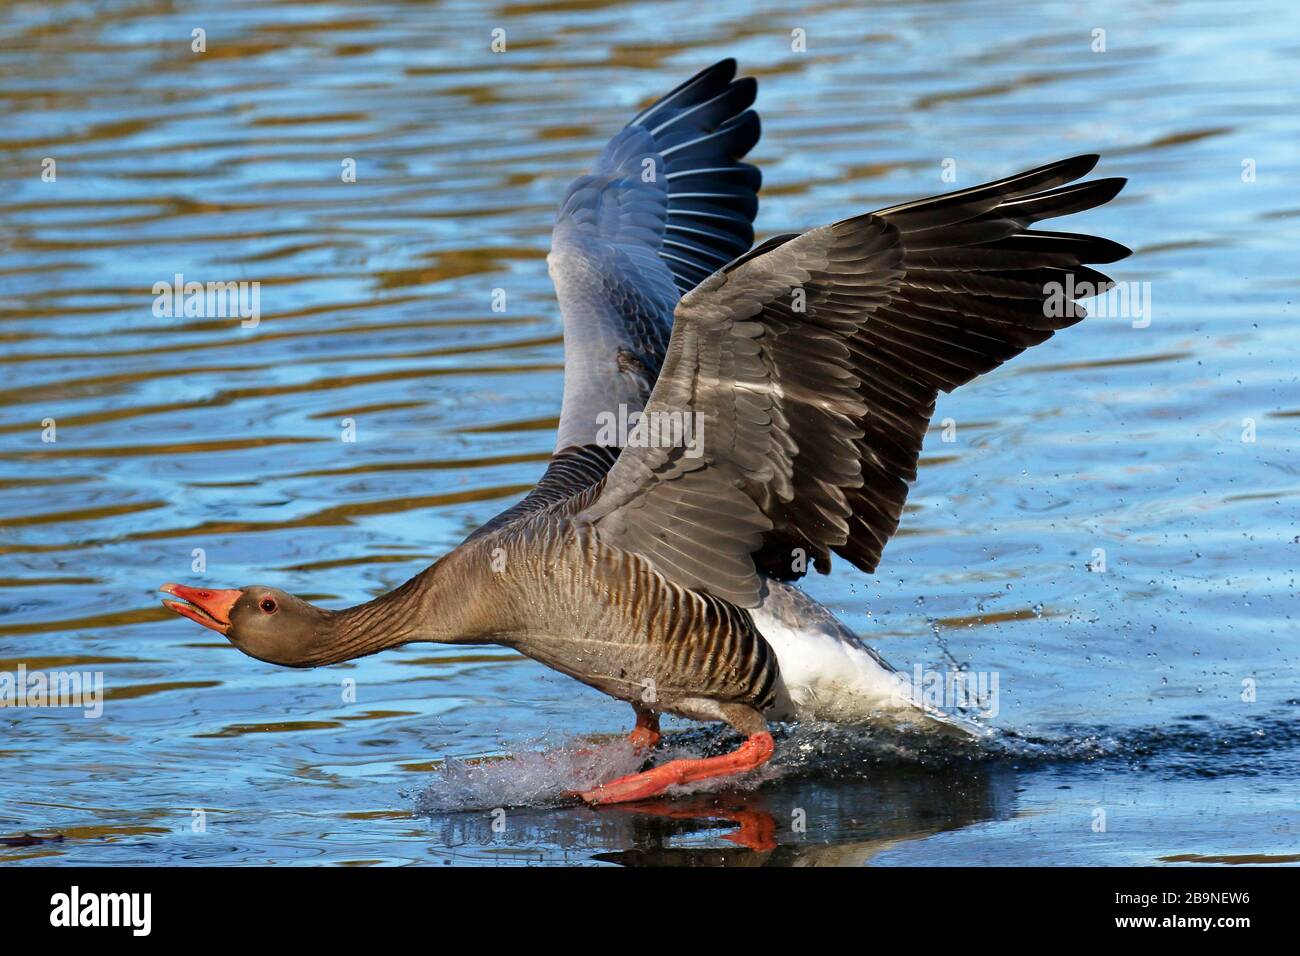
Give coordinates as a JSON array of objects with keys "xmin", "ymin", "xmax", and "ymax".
[{"xmin": 303, "ymin": 549, "xmax": 499, "ymax": 666}]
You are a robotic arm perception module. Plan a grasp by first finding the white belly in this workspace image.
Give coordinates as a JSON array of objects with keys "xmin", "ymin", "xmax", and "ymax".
[{"xmin": 750, "ymin": 580, "xmax": 984, "ymax": 739}]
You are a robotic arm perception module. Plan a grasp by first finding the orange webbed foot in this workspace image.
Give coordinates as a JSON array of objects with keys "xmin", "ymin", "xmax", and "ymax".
[{"xmin": 578, "ymin": 732, "xmax": 774, "ymax": 806}]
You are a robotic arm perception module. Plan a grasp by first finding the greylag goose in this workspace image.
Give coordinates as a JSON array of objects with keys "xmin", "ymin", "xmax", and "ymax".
[{"xmin": 162, "ymin": 60, "xmax": 1128, "ymax": 805}]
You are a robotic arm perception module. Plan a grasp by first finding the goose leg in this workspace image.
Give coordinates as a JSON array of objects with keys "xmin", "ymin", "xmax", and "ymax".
[
  {"xmin": 628, "ymin": 707, "xmax": 660, "ymax": 751},
  {"xmin": 563, "ymin": 706, "xmax": 660, "ymax": 767},
  {"xmin": 579, "ymin": 707, "xmax": 774, "ymax": 806}
]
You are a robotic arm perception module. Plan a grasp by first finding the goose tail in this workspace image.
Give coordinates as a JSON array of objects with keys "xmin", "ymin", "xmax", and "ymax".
[{"xmin": 753, "ymin": 579, "xmax": 992, "ymax": 740}]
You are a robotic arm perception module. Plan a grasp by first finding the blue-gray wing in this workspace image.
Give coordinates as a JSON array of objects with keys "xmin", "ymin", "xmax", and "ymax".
[{"xmin": 546, "ymin": 58, "xmax": 761, "ymax": 454}]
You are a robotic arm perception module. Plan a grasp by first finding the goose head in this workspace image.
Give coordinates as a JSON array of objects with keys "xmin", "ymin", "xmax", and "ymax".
[{"xmin": 161, "ymin": 583, "xmax": 331, "ymax": 667}]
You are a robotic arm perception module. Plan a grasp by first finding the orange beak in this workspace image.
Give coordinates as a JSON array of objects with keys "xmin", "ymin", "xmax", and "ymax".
[{"xmin": 160, "ymin": 583, "xmax": 242, "ymax": 635}]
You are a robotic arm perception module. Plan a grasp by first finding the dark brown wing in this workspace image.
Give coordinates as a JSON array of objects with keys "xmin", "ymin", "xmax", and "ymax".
[{"xmin": 575, "ymin": 155, "xmax": 1128, "ymax": 607}]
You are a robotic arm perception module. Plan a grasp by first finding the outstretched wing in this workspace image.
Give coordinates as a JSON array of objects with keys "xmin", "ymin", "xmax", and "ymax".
[
  {"xmin": 547, "ymin": 58, "xmax": 761, "ymax": 454},
  {"xmin": 575, "ymin": 155, "xmax": 1129, "ymax": 607},
  {"xmin": 474, "ymin": 60, "xmax": 763, "ymax": 540},
  {"xmin": 467, "ymin": 61, "xmax": 759, "ymax": 538}
]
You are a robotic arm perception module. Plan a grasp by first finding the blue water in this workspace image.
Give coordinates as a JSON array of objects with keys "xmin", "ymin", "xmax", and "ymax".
[{"xmin": 0, "ymin": 0, "xmax": 1297, "ymax": 865}]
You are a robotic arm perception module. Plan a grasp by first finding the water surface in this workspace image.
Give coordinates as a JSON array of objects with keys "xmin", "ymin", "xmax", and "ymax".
[{"xmin": 1, "ymin": 0, "xmax": 1298, "ymax": 865}]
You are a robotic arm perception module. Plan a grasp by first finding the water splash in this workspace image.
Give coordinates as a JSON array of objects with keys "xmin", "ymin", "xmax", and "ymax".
[
  {"xmin": 411, "ymin": 708, "xmax": 1300, "ymax": 813},
  {"xmin": 411, "ymin": 721, "xmax": 992, "ymax": 813},
  {"xmin": 411, "ymin": 735, "xmax": 644, "ymax": 812}
]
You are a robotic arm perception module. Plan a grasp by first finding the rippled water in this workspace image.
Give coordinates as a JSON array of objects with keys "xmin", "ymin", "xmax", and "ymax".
[{"xmin": 2, "ymin": 0, "xmax": 1298, "ymax": 865}]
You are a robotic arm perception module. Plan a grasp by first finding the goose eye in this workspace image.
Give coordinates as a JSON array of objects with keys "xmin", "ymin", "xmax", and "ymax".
[{"xmin": 259, "ymin": 598, "xmax": 277, "ymax": 614}]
